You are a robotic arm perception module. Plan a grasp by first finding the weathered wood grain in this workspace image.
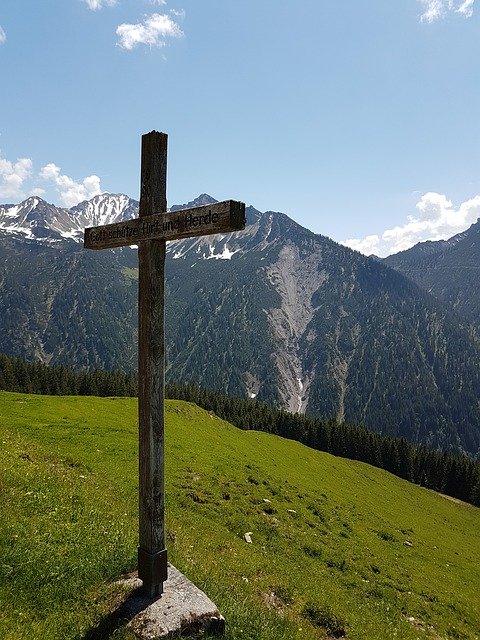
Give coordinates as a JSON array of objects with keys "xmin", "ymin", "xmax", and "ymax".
[
  {"xmin": 137, "ymin": 131, "xmax": 168, "ymax": 597},
  {"xmin": 84, "ymin": 200, "xmax": 246, "ymax": 249}
]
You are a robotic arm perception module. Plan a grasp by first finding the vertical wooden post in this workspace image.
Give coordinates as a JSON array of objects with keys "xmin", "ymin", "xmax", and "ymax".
[{"xmin": 137, "ymin": 131, "xmax": 168, "ymax": 597}]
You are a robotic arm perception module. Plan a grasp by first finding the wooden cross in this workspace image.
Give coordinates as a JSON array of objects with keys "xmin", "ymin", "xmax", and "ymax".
[{"xmin": 84, "ymin": 131, "xmax": 246, "ymax": 597}]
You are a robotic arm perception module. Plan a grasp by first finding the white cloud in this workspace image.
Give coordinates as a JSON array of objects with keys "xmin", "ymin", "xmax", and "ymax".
[
  {"xmin": 0, "ymin": 25, "xmax": 6, "ymax": 45},
  {"xmin": 0, "ymin": 156, "xmax": 32, "ymax": 200},
  {"xmin": 343, "ymin": 235, "xmax": 381, "ymax": 256},
  {"xmin": 30, "ymin": 187, "xmax": 46, "ymax": 197},
  {"xmin": 419, "ymin": 0, "xmax": 475, "ymax": 21},
  {"xmin": 169, "ymin": 8, "xmax": 186, "ymax": 19},
  {"xmin": 455, "ymin": 0, "xmax": 475, "ymax": 16},
  {"xmin": 39, "ymin": 163, "xmax": 102, "ymax": 207},
  {"xmin": 419, "ymin": 0, "xmax": 445, "ymax": 21},
  {"xmin": 116, "ymin": 12, "xmax": 184, "ymax": 50},
  {"xmin": 342, "ymin": 192, "xmax": 480, "ymax": 257},
  {"xmin": 82, "ymin": 0, "xmax": 117, "ymax": 10},
  {"xmin": 0, "ymin": 154, "xmax": 105, "ymax": 207}
]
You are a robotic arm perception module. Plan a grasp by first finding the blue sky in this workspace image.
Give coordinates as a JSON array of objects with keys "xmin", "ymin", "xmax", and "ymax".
[{"xmin": 0, "ymin": 0, "xmax": 479, "ymax": 256}]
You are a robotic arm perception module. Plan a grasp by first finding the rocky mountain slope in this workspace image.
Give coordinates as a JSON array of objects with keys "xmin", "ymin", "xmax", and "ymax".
[{"xmin": 1, "ymin": 193, "xmax": 480, "ymax": 456}]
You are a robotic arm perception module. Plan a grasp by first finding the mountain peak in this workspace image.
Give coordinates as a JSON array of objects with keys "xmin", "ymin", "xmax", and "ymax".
[
  {"xmin": 23, "ymin": 195, "xmax": 46, "ymax": 208},
  {"xmin": 0, "ymin": 192, "xmax": 138, "ymax": 243},
  {"xmin": 170, "ymin": 193, "xmax": 218, "ymax": 212},
  {"xmin": 68, "ymin": 193, "xmax": 139, "ymax": 235},
  {"xmin": 75, "ymin": 191, "xmax": 132, "ymax": 205}
]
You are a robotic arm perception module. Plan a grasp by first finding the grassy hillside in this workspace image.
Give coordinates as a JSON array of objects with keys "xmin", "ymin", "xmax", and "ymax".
[{"xmin": 0, "ymin": 391, "xmax": 479, "ymax": 640}]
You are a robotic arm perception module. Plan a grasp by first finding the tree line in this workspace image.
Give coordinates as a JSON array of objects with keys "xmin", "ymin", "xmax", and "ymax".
[
  {"xmin": 1, "ymin": 354, "xmax": 479, "ymax": 506},
  {"xmin": 0, "ymin": 354, "xmax": 137, "ymax": 398}
]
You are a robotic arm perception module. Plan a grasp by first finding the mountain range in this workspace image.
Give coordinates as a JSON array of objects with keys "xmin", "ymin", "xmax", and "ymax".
[
  {"xmin": 1, "ymin": 193, "xmax": 480, "ymax": 457},
  {"xmin": 384, "ymin": 221, "xmax": 480, "ymax": 332}
]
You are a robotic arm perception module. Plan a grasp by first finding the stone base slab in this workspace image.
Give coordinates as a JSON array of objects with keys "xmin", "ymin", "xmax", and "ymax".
[{"xmin": 118, "ymin": 564, "xmax": 225, "ymax": 638}]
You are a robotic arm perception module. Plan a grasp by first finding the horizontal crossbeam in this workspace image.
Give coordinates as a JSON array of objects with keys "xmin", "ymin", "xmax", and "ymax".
[{"xmin": 84, "ymin": 199, "xmax": 246, "ymax": 250}]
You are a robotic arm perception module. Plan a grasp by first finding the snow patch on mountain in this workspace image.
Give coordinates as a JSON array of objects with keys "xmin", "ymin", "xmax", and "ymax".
[
  {"xmin": 244, "ymin": 372, "xmax": 261, "ymax": 400},
  {"xmin": 0, "ymin": 193, "xmax": 139, "ymax": 243},
  {"xmin": 165, "ymin": 205, "xmax": 277, "ymax": 263},
  {"xmin": 205, "ymin": 244, "xmax": 240, "ymax": 260},
  {"xmin": 70, "ymin": 193, "xmax": 137, "ymax": 230}
]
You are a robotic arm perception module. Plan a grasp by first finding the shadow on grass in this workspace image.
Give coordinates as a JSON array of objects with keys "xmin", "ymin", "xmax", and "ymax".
[
  {"xmin": 82, "ymin": 583, "xmax": 157, "ymax": 640},
  {"xmin": 81, "ymin": 578, "xmax": 222, "ymax": 640}
]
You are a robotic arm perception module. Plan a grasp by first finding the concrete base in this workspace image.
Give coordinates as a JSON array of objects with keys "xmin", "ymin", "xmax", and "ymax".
[{"xmin": 118, "ymin": 564, "xmax": 225, "ymax": 639}]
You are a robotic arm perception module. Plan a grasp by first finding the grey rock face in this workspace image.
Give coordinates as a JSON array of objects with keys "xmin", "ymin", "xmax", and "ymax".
[{"xmin": 120, "ymin": 565, "xmax": 225, "ymax": 638}]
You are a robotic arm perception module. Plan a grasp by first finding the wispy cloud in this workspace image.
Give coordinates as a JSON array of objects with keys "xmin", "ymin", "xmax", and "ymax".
[
  {"xmin": 0, "ymin": 25, "xmax": 6, "ymax": 44},
  {"xmin": 0, "ymin": 156, "xmax": 32, "ymax": 200},
  {"xmin": 419, "ymin": 0, "xmax": 445, "ymax": 21},
  {"xmin": 39, "ymin": 163, "xmax": 102, "ymax": 207},
  {"xmin": 342, "ymin": 192, "xmax": 480, "ymax": 257},
  {"xmin": 82, "ymin": 0, "xmax": 117, "ymax": 10},
  {"xmin": 419, "ymin": 0, "xmax": 475, "ymax": 22},
  {"xmin": 456, "ymin": 0, "xmax": 475, "ymax": 16},
  {"xmin": 116, "ymin": 12, "xmax": 184, "ymax": 50},
  {"xmin": 80, "ymin": 1, "xmax": 185, "ymax": 52}
]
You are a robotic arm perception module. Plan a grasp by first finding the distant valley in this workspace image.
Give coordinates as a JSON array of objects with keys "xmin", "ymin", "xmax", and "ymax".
[{"xmin": 1, "ymin": 193, "xmax": 480, "ymax": 457}]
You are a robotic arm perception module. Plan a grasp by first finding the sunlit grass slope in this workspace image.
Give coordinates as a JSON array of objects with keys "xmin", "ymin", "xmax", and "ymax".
[{"xmin": 0, "ymin": 391, "xmax": 479, "ymax": 640}]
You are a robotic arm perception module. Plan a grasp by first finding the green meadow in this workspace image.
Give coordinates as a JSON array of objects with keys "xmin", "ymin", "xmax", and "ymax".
[{"xmin": 0, "ymin": 391, "xmax": 479, "ymax": 640}]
